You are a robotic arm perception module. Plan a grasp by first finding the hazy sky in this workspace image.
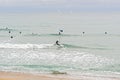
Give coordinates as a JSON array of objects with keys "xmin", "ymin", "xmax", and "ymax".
[
  {"xmin": 0, "ymin": 0, "xmax": 120, "ymax": 34},
  {"xmin": 0, "ymin": 0, "xmax": 120, "ymax": 13}
]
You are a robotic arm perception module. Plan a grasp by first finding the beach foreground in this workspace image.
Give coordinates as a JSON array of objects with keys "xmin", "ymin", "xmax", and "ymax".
[
  {"xmin": 0, "ymin": 71, "xmax": 76, "ymax": 80},
  {"xmin": 0, "ymin": 71, "xmax": 120, "ymax": 80}
]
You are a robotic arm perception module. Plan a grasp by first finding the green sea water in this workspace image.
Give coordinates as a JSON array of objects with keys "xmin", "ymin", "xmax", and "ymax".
[{"xmin": 0, "ymin": 13, "xmax": 120, "ymax": 78}]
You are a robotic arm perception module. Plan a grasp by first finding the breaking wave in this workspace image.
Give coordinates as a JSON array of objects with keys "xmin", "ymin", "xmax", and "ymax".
[{"xmin": 0, "ymin": 43, "xmax": 111, "ymax": 50}]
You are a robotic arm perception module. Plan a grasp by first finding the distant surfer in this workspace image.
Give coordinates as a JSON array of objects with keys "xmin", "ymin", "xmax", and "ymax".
[
  {"xmin": 19, "ymin": 32, "xmax": 22, "ymax": 34},
  {"xmin": 9, "ymin": 31, "xmax": 11, "ymax": 33},
  {"xmin": 59, "ymin": 32, "xmax": 61, "ymax": 35},
  {"xmin": 59, "ymin": 30, "xmax": 63, "ymax": 35},
  {"xmin": 11, "ymin": 36, "xmax": 13, "ymax": 39},
  {"xmin": 82, "ymin": 32, "xmax": 85, "ymax": 34},
  {"xmin": 105, "ymin": 32, "xmax": 107, "ymax": 34}
]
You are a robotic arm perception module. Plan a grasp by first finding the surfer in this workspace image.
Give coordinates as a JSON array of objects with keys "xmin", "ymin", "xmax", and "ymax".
[
  {"xmin": 19, "ymin": 32, "xmax": 22, "ymax": 34},
  {"xmin": 105, "ymin": 32, "xmax": 107, "ymax": 34},
  {"xmin": 11, "ymin": 36, "xmax": 13, "ymax": 39},
  {"xmin": 9, "ymin": 31, "xmax": 11, "ymax": 33},
  {"xmin": 55, "ymin": 40, "xmax": 60, "ymax": 46},
  {"xmin": 59, "ymin": 30, "xmax": 63, "ymax": 35},
  {"xmin": 83, "ymin": 32, "xmax": 85, "ymax": 34},
  {"xmin": 59, "ymin": 32, "xmax": 61, "ymax": 35}
]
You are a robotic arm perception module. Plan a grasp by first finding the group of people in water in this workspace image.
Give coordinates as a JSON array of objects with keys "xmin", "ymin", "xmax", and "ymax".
[
  {"xmin": 55, "ymin": 30, "xmax": 63, "ymax": 46},
  {"xmin": 55, "ymin": 30, "xmax": 108, "ymax": 46},
  {"xmin": 7, "ymin": 29, "xmax": 22, "ymax": 39},
  {"xmin": 5, "ymin": 28, "xmax": 108, "ymax": 46},
  {"xmin": 7, "ymin": 27, "xmax": 61, "ymax": 46}
]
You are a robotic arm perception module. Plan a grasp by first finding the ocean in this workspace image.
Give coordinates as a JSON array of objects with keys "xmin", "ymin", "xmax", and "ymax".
[{"xmin": 0, "ymin": 13, "xmax": 120, "ymax": 78}]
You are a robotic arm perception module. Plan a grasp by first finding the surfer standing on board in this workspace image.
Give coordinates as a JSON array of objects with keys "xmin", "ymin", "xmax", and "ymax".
[{"xmin": 55, "ymin": 40, "xmax": 60, "ymax": 46}]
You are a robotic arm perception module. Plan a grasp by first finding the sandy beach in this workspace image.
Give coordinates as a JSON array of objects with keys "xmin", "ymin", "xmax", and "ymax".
[
  {"xmin": 0, "ymin": 71, "xmax": 78, "ymax": 80},
  {"xmin": 0, "ymin": 71, "xmax": 120, "ymax": 80}
]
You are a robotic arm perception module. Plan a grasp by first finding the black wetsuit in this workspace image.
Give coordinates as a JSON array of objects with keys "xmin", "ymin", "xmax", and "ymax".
[{"xmin": 56, "ymin": 41, "xmax": 60, "ymax": 45}]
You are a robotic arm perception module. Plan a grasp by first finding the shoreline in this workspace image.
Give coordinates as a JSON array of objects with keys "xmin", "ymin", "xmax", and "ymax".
[
  {"xmin": 0, "ymin": 71, "xmax": 78, "ymax": 80},
  {"xmin": 0, "ymin": 71, "xmax": 120, "ymax": 80}
]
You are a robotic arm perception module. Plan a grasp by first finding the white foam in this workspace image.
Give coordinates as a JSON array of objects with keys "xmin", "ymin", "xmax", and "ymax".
[
  {"xmin": 0, "ymin": 43, "xmax": 54, "ymax": 49},
  {"xmin": 0, "ymin": 47, "xmax": 116, "ymax": 76}
]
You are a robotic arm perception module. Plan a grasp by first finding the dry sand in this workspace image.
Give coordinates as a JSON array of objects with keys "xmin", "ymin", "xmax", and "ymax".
[{"xmin": 0, "ymin": 71, "xmax": 120, "ymax": 80}]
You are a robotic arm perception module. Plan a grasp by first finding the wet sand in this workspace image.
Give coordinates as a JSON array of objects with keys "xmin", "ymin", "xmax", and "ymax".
[
  {"xmin": 0, "ymin": 71, "xmax": 120, "ymax": 80},
  {"xmin": 0, "ymin": 71, "xmax": 78, "ymax": 80}
]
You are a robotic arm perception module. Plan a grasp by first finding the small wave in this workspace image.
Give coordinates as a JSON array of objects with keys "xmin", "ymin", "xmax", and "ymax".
[
  {"xmin": 24, "ymin": 33, "xmax": 41, "ymax": 36},
  {"xmin": 0, "ymin": 43, "xmax": 111, "ymax": 50},
  {"xmin": 49, "ymin": 34, "xmax": 80, "ymax": 37},
  {"xmin": 63, "ymin": 44, "xmax": 110, "ymax": 50},
  {"xmin": 24, "ymin": 33, "xmax": 80, "ymax": 37},
  {"xmin": 0, "ymin": 28, "xmax": 17, "ymax": 31},
  {"xmin": 89, "ymin": 63, "xmax": 120, "ymax": 73},
  {"xmin": 63, "ymin": 44, "xmax": 81, "ymax": 48}
]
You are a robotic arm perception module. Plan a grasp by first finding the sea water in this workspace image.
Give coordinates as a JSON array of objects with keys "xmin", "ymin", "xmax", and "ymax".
[{"xmin": 0, "ymin": 13, "xmax": 120, "ymax": 78}]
